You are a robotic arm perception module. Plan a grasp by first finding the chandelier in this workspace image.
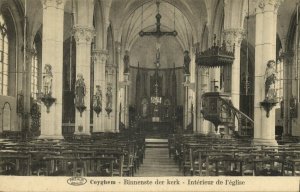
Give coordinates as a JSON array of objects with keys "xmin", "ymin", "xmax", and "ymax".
[{"xmin": 196, "ymin": 35, "xmax": 235, "ymax": 68}]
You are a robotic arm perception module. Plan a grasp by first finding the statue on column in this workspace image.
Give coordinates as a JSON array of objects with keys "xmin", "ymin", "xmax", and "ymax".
[
  {"xmin": 105, "ymin": 84, "xmax": 113, "ymax": 115},
  {"xmin": 290, "ymin": 96, "xmax": 298, "ymax": 118},
  {"xmin": 123, "ymin": 50, "xmax": 130, "ymax": 74},
  {"xmin": 183, "ymin": 50, "xmax": 191, "ymax": 75},
  {"xmin": 93, "ymin": 85, "xmax": 102, "ymax": 116},
  {"xmin": 41, "ymin": 64, "xmax": 56, "ymax": 113},
  {"xmin": 141, "ymin": 98, "xmax": 148, "ymax": 118},
  {"xmin": 75, "ymin": 73, "xmax": 86, "ymax": 107},
  {"xmin": 43, "ymin": 64, "xmax": 53, "ymax": 96},
  {"xmin": 264, "ymin": 60, "xmax": 277, "ymax": 101}
]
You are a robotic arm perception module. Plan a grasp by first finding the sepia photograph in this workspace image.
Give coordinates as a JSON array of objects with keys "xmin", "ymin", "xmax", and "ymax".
[{"xmin": 0, "ymin": 0, "xmax": 299, "ymax": 191}]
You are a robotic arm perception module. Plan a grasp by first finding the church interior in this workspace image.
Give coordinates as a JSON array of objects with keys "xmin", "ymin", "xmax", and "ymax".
[{"xmin": 0, "ymin": 0, "xmax": 300, "ymax": 177}]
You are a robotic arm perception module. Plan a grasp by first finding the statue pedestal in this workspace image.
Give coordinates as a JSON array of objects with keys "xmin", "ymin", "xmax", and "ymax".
[
  {"xmin": 38, "ymin": 135, "xmax": 64, "ymax": 140},
  {"xmin": 252, "ymin": 138, "xmax": 278, "ymax": 146},
  {"xmin": 73, "ymin": 134, "xmax": 91, "ymax": 140}
]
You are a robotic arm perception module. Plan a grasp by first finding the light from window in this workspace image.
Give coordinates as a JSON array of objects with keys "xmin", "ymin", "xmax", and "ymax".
[
  {"xmin": 0, "ymin": 14, "xmax": 8, "ymax": 96},
  {"xmin": 276, "ymin": 58, "xmax": 284, "ymax": 101},
  {"xmin": 31, "ymin": 42, "xmax": 38, "ymax": 99}
]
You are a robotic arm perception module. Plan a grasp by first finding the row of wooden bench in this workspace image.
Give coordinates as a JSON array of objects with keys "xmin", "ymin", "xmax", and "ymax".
[
  {"xmin": 168, "ymin": 134, "xmax": 300, "ymax": 176},
  {"xmin": 0, "ymin": 133, "xmax": 145, "ymax": 176}
]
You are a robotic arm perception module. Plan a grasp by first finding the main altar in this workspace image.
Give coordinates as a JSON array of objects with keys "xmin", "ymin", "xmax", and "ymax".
[
  {"xmin": 135, "ymin": 64, "xmax": 177, "ymax": 136},
  {"xmin": 134, "ymin": 0, "xmax": 179, "ymax": 137}
]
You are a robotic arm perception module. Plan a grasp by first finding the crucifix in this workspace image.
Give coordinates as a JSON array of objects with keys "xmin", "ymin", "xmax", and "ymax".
[
  {"xmin": 139, "ymin": 1, "xmax": 178, "ymax": 38},
  {"xmin": 211, "ymin": 79, "xmax": 219, "ymax": 92}
]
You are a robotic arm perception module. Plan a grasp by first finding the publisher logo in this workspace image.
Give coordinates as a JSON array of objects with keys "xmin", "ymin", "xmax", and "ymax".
[{"xmin": 67, "ymin": 177, "xmax": 87, "ymax": 186}]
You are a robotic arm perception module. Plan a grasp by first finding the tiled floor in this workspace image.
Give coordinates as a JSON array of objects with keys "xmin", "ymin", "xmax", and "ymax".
[{"xmin": 135, "ymin": 148, "xmax": 182, "ymax": 177}]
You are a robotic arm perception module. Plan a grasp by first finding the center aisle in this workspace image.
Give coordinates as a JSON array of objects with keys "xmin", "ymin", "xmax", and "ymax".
[{"xmin": 135, "ymin": 145, "xmax": 182, "ymax": 177}]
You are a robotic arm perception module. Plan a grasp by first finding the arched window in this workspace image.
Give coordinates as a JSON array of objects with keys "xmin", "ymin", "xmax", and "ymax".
[
  {"xmin": 0, "ymin": 14, "xmax": 8, "ymax": 96},
  {"xmin": 276, "ymin": 58, "xmax": 284, "ymax": 101},
  {"xmin": 31, "ymin": 42, "xmax": 38, "ymax": 99}
]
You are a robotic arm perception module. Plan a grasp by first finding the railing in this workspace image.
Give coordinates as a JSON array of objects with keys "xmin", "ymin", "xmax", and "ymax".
[
  {"xmin": 218, "ymin": 97, "xmax": 254, "ymax": 137},
  {"xmin": 201, "ymin": 92, "xmax": 253, "ymax": 137}
]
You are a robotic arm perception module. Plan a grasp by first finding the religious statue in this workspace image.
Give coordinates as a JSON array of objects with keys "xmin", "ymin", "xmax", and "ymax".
[
  {"xmin": 17, "ymin": 91, "xmax": 24, "ymax": 114},
  {"xmin": 264, "ymin": 60, "xmax": 277, "ymax": 101},
  {"xmin": 93, "ymin": 85, "xmax": 102, "ymax": 115},
  {"xmin": 141, "ymin": 98, "xmax": 148, "ymax": 118},
  {"xmin": 105, "ymin": 84, "xmax": 113, "ymax": 115},
  {"xmin": 290, "ymin": 96, "xmax": 298, "ymax": 118},
  {"xmin": 123, "ymin": 50, "xmax": 130, "ymax": 74},
  {"xmin": 75, "ymin": 73, "xmax": 86, "ymax": 107},
  {"xmin": 183, "ymin": 50, "xmax": 191, "ymax": 75},
  {"xmin": 43, "ymin": 64, "xmax": 53, "ymax": 96},
  {"xmin": 155, "ymin": 42, "xmax": 161, "ymax": 68}
]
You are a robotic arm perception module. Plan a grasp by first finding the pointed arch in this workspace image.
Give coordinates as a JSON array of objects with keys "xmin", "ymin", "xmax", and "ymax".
[
  {"xmin": 0, "ymin": 1, "xmax": 23, "ymax": 96},
  {"xmin": 107, "ymin": 23, "xmax": 114, "ymax": 65}
]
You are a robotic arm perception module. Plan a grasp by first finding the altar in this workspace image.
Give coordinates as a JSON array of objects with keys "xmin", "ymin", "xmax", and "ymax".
[
  {"xmin": 132, "ymin": 23, "xmax": 179, "ymax": 137},
  {"xmin": 138, "ymin": 95, "xmax": 175, "ymax": 136},
  {"xmin": 138, "ymin": 119, "xmax": 174, "ymax": 137}
]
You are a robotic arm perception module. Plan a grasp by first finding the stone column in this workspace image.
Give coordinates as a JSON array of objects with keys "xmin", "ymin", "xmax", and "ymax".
[
  {"xmin": 183, "ymin": 74, "xmax": 190, "ymax": 130},
  {"xmin": 187, "ymin": 82, "xmax": 195, "ymax": 131},
  {"xmin": 115, "ymin": 42, "xmax": 122, "ymax": 130},
  {"xmin": 124, "ymin": 74, "xmax": 130, "ymax": 128},
  {"xmin": 105, "ymin": 65, "xmax": 117, "ymax": 132},
  {"xmin": 223, "ymin": 28, "xmax": 244, "ymax": 109},
  {"xmin": 40, "ymin": 0, "xmax": 64, "ymax": 139},
  {"xmin": 25, "ymin": 48, "xmax": 36, "ymax": 132},
  {"xmin": 117, "ymin": 44, "xmax": 127, "ymax": 127},
  {"xmin": 196, "ymin": 66, "xmax": 200, "ymax": 133},
  {"xmin": 223, "ymin": 28, "xmax": 244, "ymax": 131},
  {"xmin": 197, "ymin": 67, "xmax": 210, "ymax": 134},
  {"xmin": 73, "ymin": 26, "xmax": 94, "ymax": 136},
  {"xmin": 92, "ymin": 50, "xmax": 108, "ymax": 133},
  {"xmin": 25, "ymin": 48, "xmax": 35, "ymax": 108},
  {"xmin": 283, "ymin": 51, "xmax": 293, "ymax": 135},
  {"xmin": 191, "ymin": 46, "xmax": 197, "ymax": 132},
  {"xmin": 253, "ymin": 0, "xmax": 282, "ymax": 146}
]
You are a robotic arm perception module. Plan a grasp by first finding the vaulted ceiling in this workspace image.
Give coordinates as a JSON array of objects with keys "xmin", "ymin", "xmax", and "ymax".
[{"xmin": 110, "ymin": 0, "xmax": 207, "ymax": 51}]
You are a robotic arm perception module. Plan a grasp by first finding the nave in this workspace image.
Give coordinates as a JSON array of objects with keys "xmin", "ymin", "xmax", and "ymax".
[
  {"xmin": 1, "ymin": 133, "xmax": 300, "ymax": 177},
  {"xmin": 2, "ymin": 0, "xmax": 300, "ymax": 179},
  {"xmin": 135, "ymin": 139, "xmax": 182, "ymax": 176}
]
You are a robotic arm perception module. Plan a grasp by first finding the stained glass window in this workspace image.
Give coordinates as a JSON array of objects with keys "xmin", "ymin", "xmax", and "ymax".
[
  {"xmin": 31, "ymin": 42, "xmax": 38, "ymax": 99},
  {"xmin": 0, "ymin": 14, "xmax": 8, "ymax": 95}
]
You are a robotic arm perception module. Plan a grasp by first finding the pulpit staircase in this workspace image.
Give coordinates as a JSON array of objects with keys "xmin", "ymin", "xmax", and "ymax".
[{"xmin": 201, "ymin": 92, "xmax": 254, "ymax": 137}]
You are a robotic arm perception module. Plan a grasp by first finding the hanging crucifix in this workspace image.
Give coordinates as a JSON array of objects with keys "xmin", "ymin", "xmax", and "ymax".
[{"xmin": 139, "ymin": 1, "xmax": 178, "ymax": 38}]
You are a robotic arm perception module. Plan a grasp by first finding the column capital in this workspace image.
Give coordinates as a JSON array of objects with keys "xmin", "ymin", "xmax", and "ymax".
[
  {"xmin": 192, "ymin": 42, "xmax": 200, "ymax": 54},
  {"xmin": 42, "ymin": 0, "xmax": 64, "ymax": 9},
  {"xmin": 92, "ymin": 49, "xmax": 108, "ymax": 64},
  {"xmin": 25, "ymin": 48, "xmax": 36, "ymax": 64},
  {"xmin": 281, "ymin": 51, "xmax": 294, "ymax": 64},
  {"xmin": 26, "ymin": 47, "xmax": 36, "ymax": 56},
  {"xmin": 256, "ymin": 0, "xmax": 283, "ymax": 13},
  {"xmin": 281, "ymin": 51, "xmax": 294, "ymax": 58},
  {"xmin": 73, "ymin": 26, "xmax": 95, "ymax": 44},
  {"xmin": 106, "ymin": 65, "xmax": 116, "ymax": 75},
  {"xmin": 223, "ymin": 28, "xmax": 245, "ymax": 47}
]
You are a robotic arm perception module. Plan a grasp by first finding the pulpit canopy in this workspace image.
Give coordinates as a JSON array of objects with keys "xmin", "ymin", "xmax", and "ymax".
[{"xmin": 196, "ymin": 36, "xmax": 235, "ymax": 68}]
